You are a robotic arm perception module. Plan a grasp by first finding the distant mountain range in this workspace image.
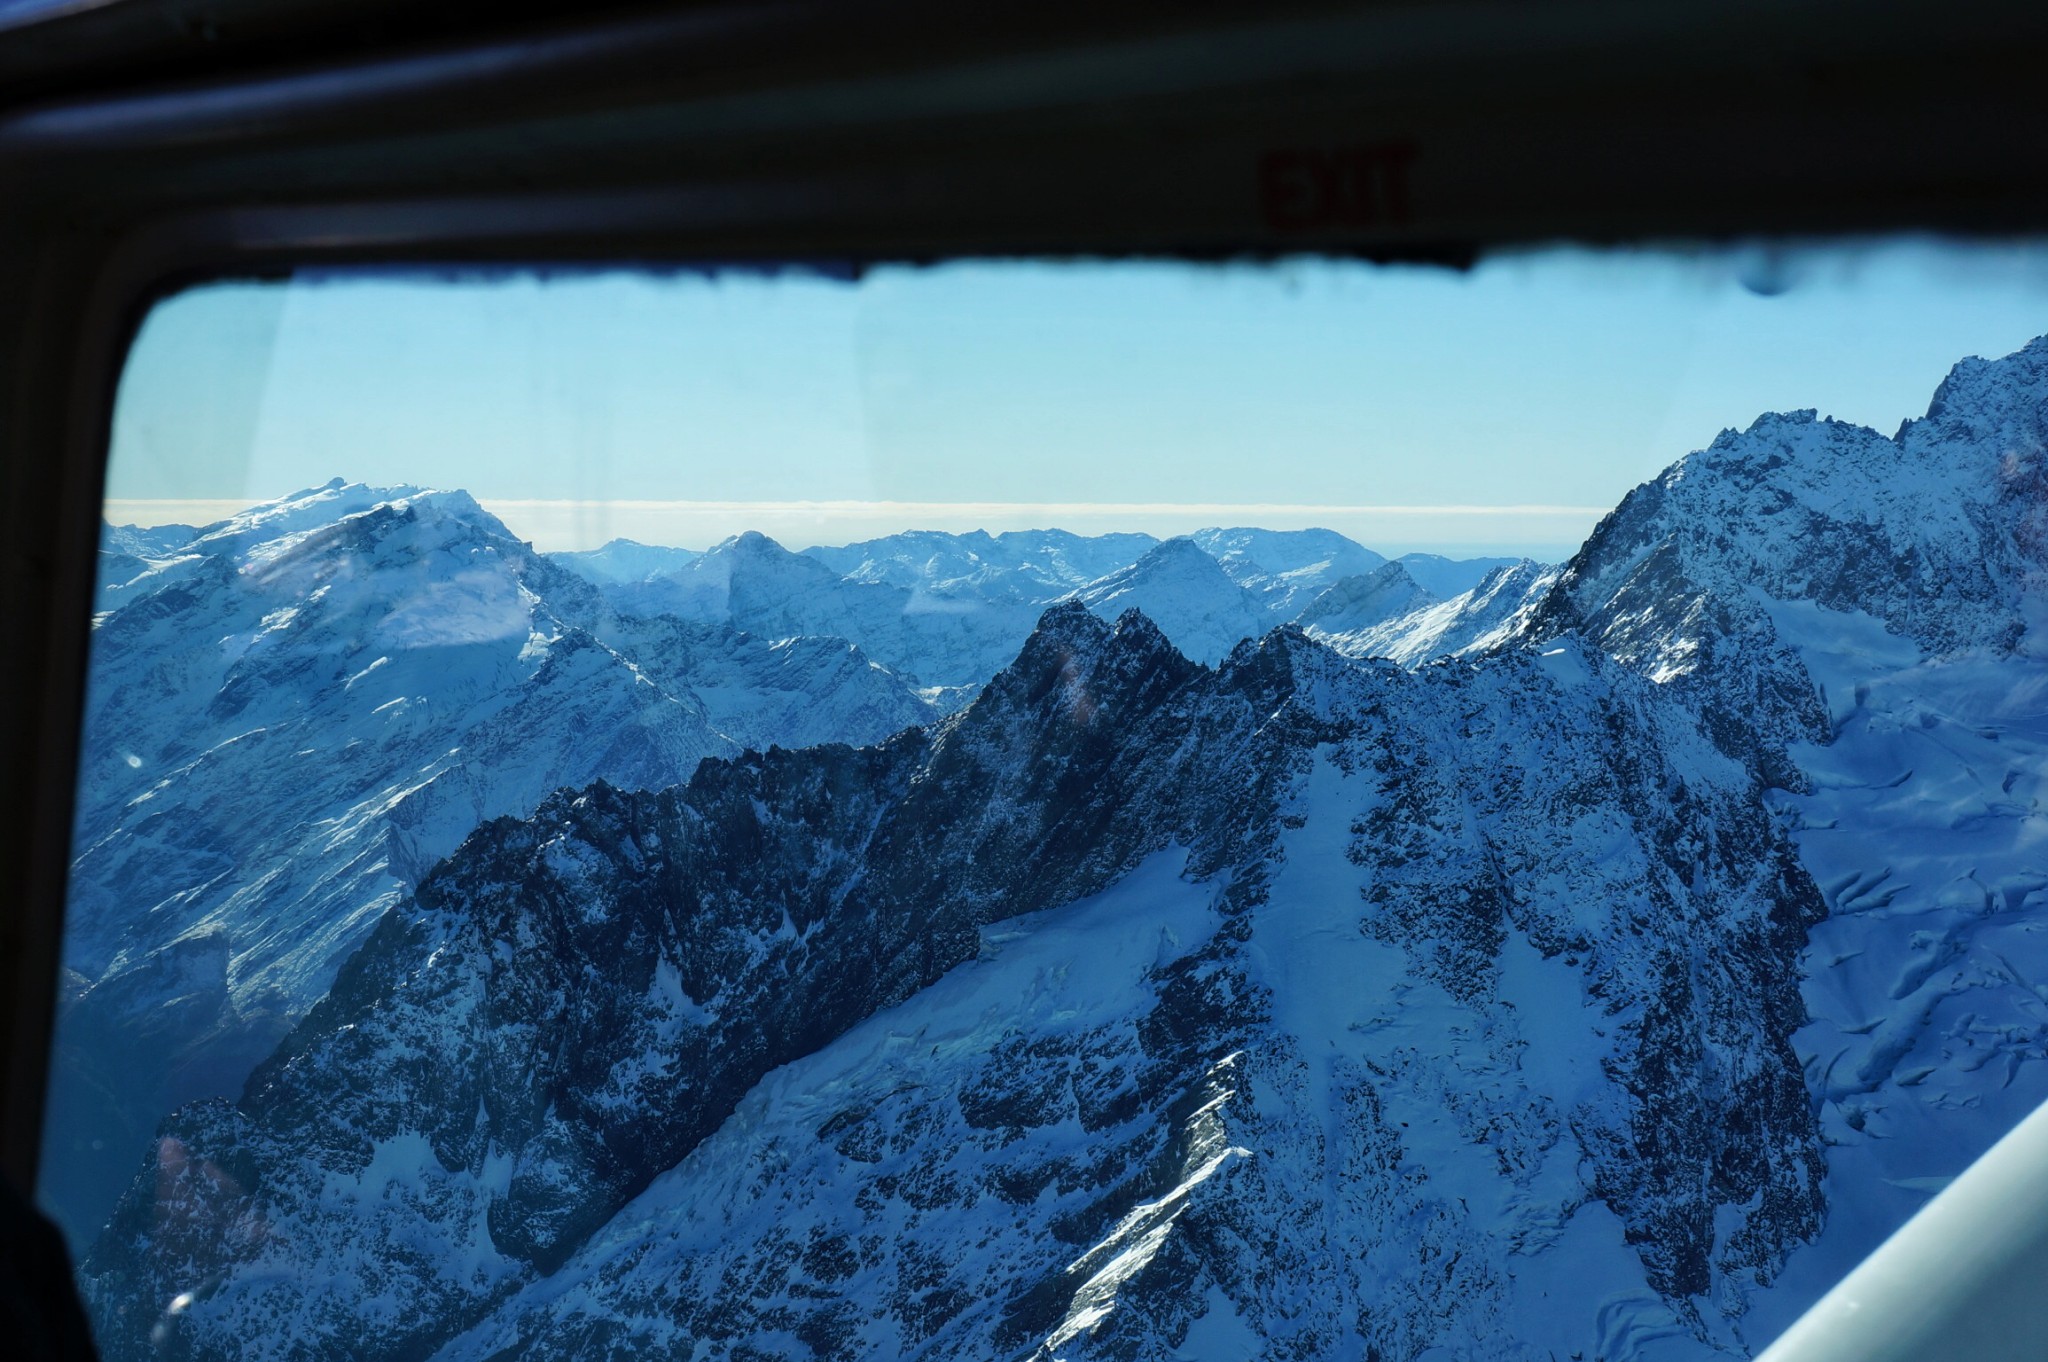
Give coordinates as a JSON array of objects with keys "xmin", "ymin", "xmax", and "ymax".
[
  {"xmin": 54, "ymin": 338, "xmax": 2048, "ymax": 1362},
  {"xmin": 549, "ymin": 520, "xmax": 1543, "ymax": 683}
]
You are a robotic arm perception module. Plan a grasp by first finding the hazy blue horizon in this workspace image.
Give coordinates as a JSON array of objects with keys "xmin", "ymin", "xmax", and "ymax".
[
  {"xmin": 100, "ymin": 488, "xmax": 1606, "ymax": 562},
  {"xmin": 105, "ymin": 241, "xmax": 2048, "ymax": 555}
]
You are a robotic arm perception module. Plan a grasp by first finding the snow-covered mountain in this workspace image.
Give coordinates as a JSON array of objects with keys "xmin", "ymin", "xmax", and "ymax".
[
  {"xmin": 1521, "ymin": 337, "xmax": 2048, "ymax": 1339},
  {"xmin": 593, "ymin": 614, "xmax": 935, "ymax": 752},
  {"xmin": 53, "ymin": 493, "xmax": 1544, "ymax": 1259},
  {"xmin": 802, "ymin": 525, "xmax": 1405, "ymax": 618},
  {"xmin": 67, "ymin": 337, "xmax": 2048, "ymax": 1362},
  {"xmin": 44, "ymin": 484, "xmax": 933, "ymax": 1250},
  {"xmin": 599, "ymin": 527, "xmax": 1436, "ymax": 690},
  {"xmin": 96, "ymin": 521, "xmax": 198, "ymax": 608},
  {"xmin": 1536, "ymin": 344, "xmax": 2048, "ymax": 680},
  {"xmin": 1293, "ymin": 559, "xmax": 1438, "ymax": 635},
  {"xmin": 599, "ymin": 524, "xmax": 1509, "ymax": 683}
]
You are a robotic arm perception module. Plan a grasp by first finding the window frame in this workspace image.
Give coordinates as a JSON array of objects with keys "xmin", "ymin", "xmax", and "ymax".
[{"xmin": 5, "ymin": 5, "xmax": 2048, "ymax": 1354}]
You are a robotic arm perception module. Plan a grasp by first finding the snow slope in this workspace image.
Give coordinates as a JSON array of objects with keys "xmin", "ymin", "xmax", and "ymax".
[
  {"xmin": 1741, "ymin": 606, "xmax": 2048, "ymax": 1343},
  {"xmin": 1301, "ymin": 559, "xmax": 1560, "ymax": 667}
]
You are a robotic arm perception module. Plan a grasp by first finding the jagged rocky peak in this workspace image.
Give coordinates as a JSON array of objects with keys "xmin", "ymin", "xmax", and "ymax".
[
  {"xmin": 906, "ymin": 606, "xmax": 1207, "ymax": 869},
  {"xmin": 1291, "ymin": 557, "xmax": 1563, "ymax": 670},
  {"xmin": 947, "ymin": 604, "xmax": 1201, "ymax": 769},
  {"xmin": 1217, "ymin": 617, "xmax": 1362, "ymax": 692},
  {"xmin": 1907, "ymin": 330, "xmax": 2048, "ymax": 445},
  {"xmin": 921, "ymin": 602, "xmax": 1195, "ymax": 793},
  {"xmin": 1006, "ymin": 600, "xmax": 1192, "ymax": 689},
  {"xmin": 1450, "ymin": 557, "xmax": 1559, "ymax": 620},
  {"xmin": 998, "ymin": 594, "xmax": 1111, "ymax": 656},
  {"xmin": 1539, "ymin": 335, "xmax": 2048, "ymax": 687}
]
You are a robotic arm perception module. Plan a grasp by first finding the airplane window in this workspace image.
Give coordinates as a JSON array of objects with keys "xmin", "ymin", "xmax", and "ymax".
[{"xmin": 39, "ymin": 244, "xmax": 2048, "ymax": 1361}]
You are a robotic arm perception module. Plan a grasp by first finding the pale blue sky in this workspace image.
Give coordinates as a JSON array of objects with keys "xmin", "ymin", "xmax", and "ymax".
[{"xmin": 106, "ymin": 241, "xmax": 2048, "ymax": 556}]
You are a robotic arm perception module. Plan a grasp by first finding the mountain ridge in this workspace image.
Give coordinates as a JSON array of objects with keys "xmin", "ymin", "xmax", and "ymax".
[{"xmin": 82, "ymin": 599, "xmax": 1835, "ymax": 1361}]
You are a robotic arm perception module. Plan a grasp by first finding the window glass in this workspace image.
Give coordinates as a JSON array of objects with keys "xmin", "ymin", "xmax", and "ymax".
[{"xmin": 45, "ymin": 245, "xmax": 2048, "ymax": 1361}]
